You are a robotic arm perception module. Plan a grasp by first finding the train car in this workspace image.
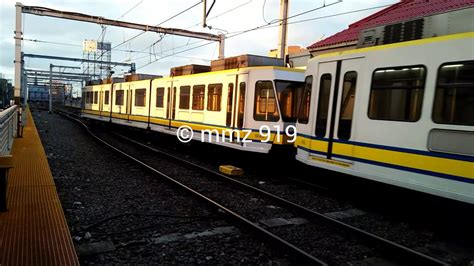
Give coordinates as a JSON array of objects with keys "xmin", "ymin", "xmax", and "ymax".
[
  {"xmin": 295, "ymin": 32, "xmax": 474, "ymax": 203},
  {"xmin": 82, "ymin": 65, "xmax": 304, "ymax": 153}
]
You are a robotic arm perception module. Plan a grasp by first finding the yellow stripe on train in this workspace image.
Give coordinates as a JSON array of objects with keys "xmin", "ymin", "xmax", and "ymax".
[
  {"xmin": 296, "ymin": 136, "xmax": 474, "ymax": 180},
  {"xmin": 84, "ymin": 110, "xmax": 292, "ymax": 144}
]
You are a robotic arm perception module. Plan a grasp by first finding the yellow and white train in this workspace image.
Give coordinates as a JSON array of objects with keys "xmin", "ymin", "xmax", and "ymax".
[
  {"xmin": 82, "ymin": 33, "xmax": 473, "ymax": 204},
  {"xmin": 295, "ymin": 32, "xmax": 474, "ymax": 203},
  {"xmin": 82, "ymin": 66, "xmax": 304, "ymax": 153}
]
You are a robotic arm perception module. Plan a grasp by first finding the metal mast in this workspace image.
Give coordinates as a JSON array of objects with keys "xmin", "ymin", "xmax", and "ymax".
[
  {"xmin": 14, "ymin": 2, "xmax": 226, "ymax": 104},
  {"xmin": 277, "ymin": 0, "xmax": 289, "ymax": 64}
]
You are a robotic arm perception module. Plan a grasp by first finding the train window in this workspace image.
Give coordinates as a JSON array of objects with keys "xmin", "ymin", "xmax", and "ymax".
[
  {"xmin": 368, "ymin": 66, "xmax": 425, "ymax": 122},
  {"xmin": 338, "ymin": 72, "xmax": 357, "ymax": 140},
  {"xmin": 192, "ymin": 85, "xmax": 205, "ymax": 110},
  {"xmin": 315, "ymin": 74, "xmax": 332, "ymax": 137},
  {"xmin": 104, "ymin": 91, "xmax": 109, "ymax": 105},
  {"xmin": 207, "ymin": 84, "xmax": 222, "ymax": 111},
  {"xmin": 275, "ymin": 80, "xmax": 304, "ymax": 122},
  {"xmin": 156, "ymin": 87, "xmax": 165, "ymax": 108},
  {"xmin": 226, "ymin": 83, "xmax": 234, "ymax": 127},
  {"xmin": 115, "ymin": 90, "xmax": 124, "ymax": 106},
  {"xmin": 94, "ymin": 91, "xmax": 98, "ymax": 104},
  {"xmin": 179, "ymin": 86, "xmax": 191, "ymax": 109},
  {"xmin": 238, "ymin": 82, "xmax": 246, "ymax": 128},
  {"xmin": 254, "ymin": 81, "xmax": 279, "ymax": 122},
  {"xmin": 135, "ymin": 88, "xmax": 146, "ymax": 107},
  {"xmin": 298, "ymin": 76, "xmax": 312, "ymax": 124},
  {"xmin": 433, "ymin": 61, "xmax": 474, "ymax": 126}
]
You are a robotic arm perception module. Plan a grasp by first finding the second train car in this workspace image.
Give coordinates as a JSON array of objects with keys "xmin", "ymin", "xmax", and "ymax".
[{"xmin": 83, "ymin": 65, "xmax": 304, "ymax": 153}]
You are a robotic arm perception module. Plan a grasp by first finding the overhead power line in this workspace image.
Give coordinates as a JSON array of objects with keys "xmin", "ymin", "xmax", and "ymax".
[
  {"xmin": 227, "ymin": 0, "xmax": 343, "ymax": 38},
  {"xmin": 138, "ymin": 0, "xmax": 343, "ymax": 69},
  {"xmin": 228, "ymin": 3, "xmax": 393, "ymax": 37},
  {"xmin": 137, "ymin": 41, "xmax": 216, "ymax": 70},
  {"xmin": 136, "ymin": 2, "xmax": 394, "ymax": 70},
  {"xmin": 112, "ymin": 1, "xmax": 203, "ymax": 51},
  {"xmin": 129, "ymin": 0, "xmax": 256, "ymax": 63}
]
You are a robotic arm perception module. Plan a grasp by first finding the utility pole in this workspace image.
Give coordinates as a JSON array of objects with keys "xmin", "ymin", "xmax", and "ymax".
[
  {"xmin": 14, "ymin": 3, "xmax": 22, "ymax": 105},
  {"xmin": 277, "ymin": 0, "xmax": 289, "ymax": 64},
  {"xmin": 203, "ymin": 0, "xmax": 207, "ymax": 28}
]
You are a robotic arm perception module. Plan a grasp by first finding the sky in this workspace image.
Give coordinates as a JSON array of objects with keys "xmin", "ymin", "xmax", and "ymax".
[{"xmin": 0, "ymin": 0, "xmax": 397, "ymax": 83}]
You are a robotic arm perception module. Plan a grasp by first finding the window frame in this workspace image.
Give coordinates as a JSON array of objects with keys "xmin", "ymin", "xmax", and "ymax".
[
  {"xmin": 253, "ymin": 80, "xmax": 280, "ymax": 122},
  {"xmin": 237, "ymin": 82, "xmax": 246, "ymax": 128},
  {"xmin": 207, "ymin": 83, "xmax": 223, "ymax": 112},
  {"xmin": 192, "ymin": 85, "xmax": 205, "ymax": 110},
  {"xmin": 298, "ymin": 75, "xmax": 313, "ymax": 124},
  {"xmin": 134, "ymin": 88, "xmax": 147, "ymax": 107},
  {"xmin": 337, "ymin": 71, "xmax": 357, "ymax": 140},
  {"xmin": 226, "ymin": 83, "xmax": 234, "ymax": 127},
  {"xmin": 274, "ymin": 79, "xmax": 304, "ymax": 123},
  {"xmin": 367, "ymin": 64, "xmax": 427, "ymax": 122},
  {"xmin": 432, "ymin": 60, "xmax": 474, "ymax": 126},
  {"xmin": 315, "ymin": 74, "xmax": 332, "ymax": 137},
  {"xmin": 179, "ymin": 86, "xmax": 191, "ymax": 110},
  {"xmin": 156, "ymin": 87, "xmax": 165, "ymax": 108},
  {"xmin": 104, "ymin": 90, "xmax": 110, "ymax": 105},
  {"xmin": 115, "ymin": 90, "xmax": 124, "ymax": 106}
]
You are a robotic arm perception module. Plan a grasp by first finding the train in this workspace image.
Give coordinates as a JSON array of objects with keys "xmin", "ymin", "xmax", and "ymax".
[
  {"xmin": 82, "ymin": 58, "xmax": 305, "ymax": 153},
  {"xmin": 295, "ymin": 32, "xmax": 474, "ymax": 204},
  {"xmin": 81, "ymin": 32, "xmax": 473, "ymax": 204}
]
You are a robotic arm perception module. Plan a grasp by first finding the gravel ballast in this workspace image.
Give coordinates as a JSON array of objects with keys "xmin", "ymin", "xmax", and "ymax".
[{"xmin": 32, "ymin": 109, "xmax": 289, "ymax": 264}]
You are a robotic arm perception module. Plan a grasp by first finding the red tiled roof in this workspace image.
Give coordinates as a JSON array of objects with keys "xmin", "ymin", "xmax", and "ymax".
[{"xmin": 307, "ymin": 0, "xmax": 474, "ymax": 50}]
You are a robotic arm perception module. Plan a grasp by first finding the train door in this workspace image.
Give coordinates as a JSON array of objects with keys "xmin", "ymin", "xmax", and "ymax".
[
  {"xmin": 234, "ymin": 74, "xmax": 248, "ymax": 130},
  {"xmin": 331, "ymin": 58, "xmax": 362, "ymax": 162},
  {"xmin": 127, "ymin": 85, "xmax": 132, "ymax": 122},
  {"xmin": 310, "ymin": 61, "xmax": 337, "ymax": 157},
  {"xmin": 99, "ymin": 87, "xmax": 103, "ymax": 116},
  {"xmin": 226, "ymin": 75, "xmax": 236, "ymax": 128},
  {"xmin": 166, "ymin": 80, "xmax": 176, "ymax": 128},
  {"xmin": 312, "ymin": 58, "xmax": 362, "ymax": 162}
]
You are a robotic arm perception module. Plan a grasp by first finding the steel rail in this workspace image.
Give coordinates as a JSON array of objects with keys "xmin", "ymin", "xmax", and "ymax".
[
  {"xmin": 54, "ymin": 107, "xmax": 447, "ymax": 265},
  {"xmin": 112, "ymin": 132, "xmax": 448, "ymax": 266},
  {"xmin": 52, "ymin": 108, "xmax": 326, "ymax": 265}
]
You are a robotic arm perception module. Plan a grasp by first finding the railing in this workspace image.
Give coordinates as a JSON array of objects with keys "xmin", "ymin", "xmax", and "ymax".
[
  {"xmin": 0, "ymin": 105, "xmax": 18, "ymax": 212},
  {"xmin": 0, "ymin": 105, "xmax": 18, "ymax": 156}
]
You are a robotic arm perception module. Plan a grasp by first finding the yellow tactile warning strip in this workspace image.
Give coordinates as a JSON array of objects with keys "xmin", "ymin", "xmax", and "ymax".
[{"xmin": 0, "ymin": 108, "xmax": 79, "ymax": 265}]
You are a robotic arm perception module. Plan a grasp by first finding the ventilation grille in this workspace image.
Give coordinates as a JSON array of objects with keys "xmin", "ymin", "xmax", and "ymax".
[{"xmin": 383, "ymin": 19, "xmax": 424, "ymax": 44}]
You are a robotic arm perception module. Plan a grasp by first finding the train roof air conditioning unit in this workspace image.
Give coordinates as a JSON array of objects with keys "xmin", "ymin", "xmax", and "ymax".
[{"xmin": 357, "ymin": 7, "xmax": 474, "ymax": 48}]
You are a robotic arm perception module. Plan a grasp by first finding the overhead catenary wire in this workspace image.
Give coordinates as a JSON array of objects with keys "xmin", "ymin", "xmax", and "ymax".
[
  {"xmin": 226, "ymin": 0, "xmax": 343, "ymax": 38},
  {"xmin": 227, "ymin": 3, "xmax": 393, "ymax": 38},
  {"xmin": 135, "ymin": 2, "xmax": 394, "ymax": 70},
  {"xmin": 96, "ymin": 0, "xmax": 144, "ymax": 42},
  {"xmin": 136, "ymin": 41, "xmax": 216, "ymax": 70},
  {"xmin": 111, "ymin": 0, "xmax": 203, "ymax": 52},
  {"xmin": 137, "ymin": 1, "xmax": 342, "ymax": 69},
  {"xmin": 128, "ymin": 0, "xmax": 256, "ymax": 63},
  {"xmin": 83, "ymin": 0, "xmax": 144, "ymax": 72}
]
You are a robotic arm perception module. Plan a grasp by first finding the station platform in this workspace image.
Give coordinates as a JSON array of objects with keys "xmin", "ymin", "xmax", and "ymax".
[{"xmin": 0, "ymin": 108, "xmax": 79, "ymax": 265}]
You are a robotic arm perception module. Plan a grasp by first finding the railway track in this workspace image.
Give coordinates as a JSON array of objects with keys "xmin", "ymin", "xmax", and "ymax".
[{"xmin": 54, "ymin": 108, "xmax": 447, "ymax": 265}]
